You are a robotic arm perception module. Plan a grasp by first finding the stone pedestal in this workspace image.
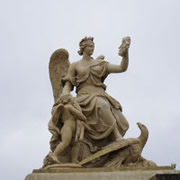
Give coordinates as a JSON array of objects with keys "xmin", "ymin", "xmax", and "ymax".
[{"xmin": 25, "ymin": 166, "xmax": 180, "ymax": 180}]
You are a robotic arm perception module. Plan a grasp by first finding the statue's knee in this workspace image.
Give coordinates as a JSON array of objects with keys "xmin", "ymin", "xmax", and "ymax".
[
  {"xmin": 96, "ymin": 98, "xmax": 110, "ymax": 112},
  {"xmin": 125, "ymin": 122, "xmax": 129, "ymax": 131}
]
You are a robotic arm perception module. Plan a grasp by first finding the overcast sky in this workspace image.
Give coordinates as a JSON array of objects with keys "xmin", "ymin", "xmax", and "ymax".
[{"xmin": 0, "ymin": 0, "xmax": 180, "ymax": 179}]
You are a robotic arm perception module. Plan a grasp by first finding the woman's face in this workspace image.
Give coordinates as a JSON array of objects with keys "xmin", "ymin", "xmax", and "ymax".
[{"xmin": 83, "ymin": 41, "xmax": 94, "ymax": 56}]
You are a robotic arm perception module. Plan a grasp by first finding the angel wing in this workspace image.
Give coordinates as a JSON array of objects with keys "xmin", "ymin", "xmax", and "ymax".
[{"xmin": 49, "ymin": 49, "xmax": 70, "ymax": 102}]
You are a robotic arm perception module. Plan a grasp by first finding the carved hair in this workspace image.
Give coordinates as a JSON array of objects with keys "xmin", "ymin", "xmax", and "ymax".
[{"xmin": 78, "ymin": 37, "xmax": 94, "ymax": 55}]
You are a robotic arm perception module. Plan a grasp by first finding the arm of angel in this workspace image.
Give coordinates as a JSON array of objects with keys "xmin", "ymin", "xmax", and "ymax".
[
  {"xmin": 62, "ymin": 81, "xmax": 73, "ymax": 95},
  {"xmin": 68, "ymin": 105, "xmax": 87, "ymax": 121},
  {"xmin": 107, "ymin": 52, "xmax": 129, "ymax": 74},
  {"xmin": 61, "ymin": 62, "xmax": 77, "ymax": 95}
]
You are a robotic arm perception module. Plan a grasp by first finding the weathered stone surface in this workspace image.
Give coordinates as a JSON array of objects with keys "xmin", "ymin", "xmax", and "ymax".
[
  {"xmin": 42, "ymin": 36, "xmax": 158, "ymax": 169},
  {"xmin": 25, "ymin": 167, "xmax": 180, "ymax": 180}
]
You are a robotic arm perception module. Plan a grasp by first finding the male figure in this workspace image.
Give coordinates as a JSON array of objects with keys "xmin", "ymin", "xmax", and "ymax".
[{"xmin": 50, "ymin": 94, "xmax": 86, "ymax": 163}]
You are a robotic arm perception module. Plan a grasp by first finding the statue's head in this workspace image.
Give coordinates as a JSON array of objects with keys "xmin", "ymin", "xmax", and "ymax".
[{"xmin": 78, "ymin": 37, "xmax": 94, "ymax": 56}]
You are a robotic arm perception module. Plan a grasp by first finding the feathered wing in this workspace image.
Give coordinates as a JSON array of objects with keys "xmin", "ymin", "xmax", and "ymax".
[
  {"xmin": 49, "ymin": 48, "xmax": 70, "ymax": 102},
  {"xmin": 48, "ymin": 48, "xmax": 70, "ymax": 151}
]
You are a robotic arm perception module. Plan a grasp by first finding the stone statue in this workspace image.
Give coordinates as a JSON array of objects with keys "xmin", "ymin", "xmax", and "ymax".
[
  {"xmin": 42, "ymin": 36, "xmax": 156, "ymax": 169},
  {"xmin": 48, "ymin": 94, "xmax": 86, "ymax": 164}
]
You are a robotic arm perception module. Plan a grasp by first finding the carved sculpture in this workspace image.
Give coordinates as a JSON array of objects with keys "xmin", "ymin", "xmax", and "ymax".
[
  {"xmin": 42, "ymin": 36, "xmax": 156, "ymax": 169},
  {"xmin": 48, "ymin": 94, "xmax": 86, "ymax": 164},
  {"xmin": 104, "ymin": 123, "xmax": 156, "ymax": 168}
]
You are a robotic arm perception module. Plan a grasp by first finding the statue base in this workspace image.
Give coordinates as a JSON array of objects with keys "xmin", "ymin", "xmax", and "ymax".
[{"xmin": 25, "ymin": 166, "xmax": 180, "ymax": 180}]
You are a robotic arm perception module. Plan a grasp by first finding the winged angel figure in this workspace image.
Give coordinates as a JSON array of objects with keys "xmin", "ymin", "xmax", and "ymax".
[{"xmin": 43, "ymin": 37, "xmax": 132, "ymax": 168}]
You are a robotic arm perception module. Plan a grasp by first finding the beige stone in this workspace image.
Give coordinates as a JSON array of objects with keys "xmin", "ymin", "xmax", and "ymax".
[
  {"xmin": 25, "ymin": 167, "xmax": 180, "ymax": 180},
  {"xmin": 38, "ymin": 37, "xmax": 158, "ymax": 169}
]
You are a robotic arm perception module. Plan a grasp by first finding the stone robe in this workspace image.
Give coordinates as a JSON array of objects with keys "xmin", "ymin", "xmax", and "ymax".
[{"xmin": 63, "ymin": 59, "xmax": 129, "ymax": 143}]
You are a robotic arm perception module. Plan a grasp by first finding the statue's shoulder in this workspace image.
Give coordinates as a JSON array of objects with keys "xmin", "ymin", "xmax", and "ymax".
[
  {"xmin": 95, "ymin": 55, "xmax": 105, "ymax": 61},
  {"xmin": 90, "ymin": 56, "xmax": 108, "ymax": 67}
]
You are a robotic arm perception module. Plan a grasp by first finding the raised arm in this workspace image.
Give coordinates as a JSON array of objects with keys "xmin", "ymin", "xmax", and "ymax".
[
  {"xmin": 107, "ymin": 36, "xmax": 131, "ymax": 74},
  {"xmin": 107, "ymin": 52, "xmax": 129, "ymax": 73}
]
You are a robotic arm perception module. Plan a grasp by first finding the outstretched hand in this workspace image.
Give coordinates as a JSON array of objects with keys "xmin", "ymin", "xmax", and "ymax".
[{"xmin": 119, "ymin": 36, "xmax": 131, "ymax": 57}]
